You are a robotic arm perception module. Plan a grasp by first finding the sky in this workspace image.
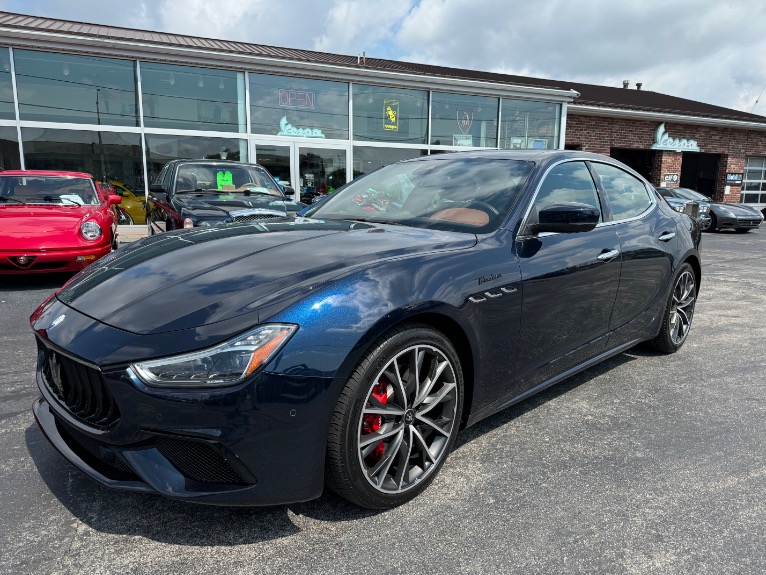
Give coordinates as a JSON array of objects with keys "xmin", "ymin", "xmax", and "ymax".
[{"xmin": 3, "ymin": 0, "xmax": 766, "ymax": 115}]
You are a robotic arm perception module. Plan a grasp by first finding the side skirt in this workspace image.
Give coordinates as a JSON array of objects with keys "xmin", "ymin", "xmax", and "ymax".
[{"xmin": 464, "ymin": 338, "xmax": 642, "ymax": 428}]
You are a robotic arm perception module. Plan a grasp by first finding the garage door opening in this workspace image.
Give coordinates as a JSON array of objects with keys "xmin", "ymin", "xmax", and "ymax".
[
  {"xmin": 610, "ymin": 148, "xmax": 656, "ymax": 181},
  {"xmin": 681, "ymin": 152, "xmax": 720, "ymax": 198}
]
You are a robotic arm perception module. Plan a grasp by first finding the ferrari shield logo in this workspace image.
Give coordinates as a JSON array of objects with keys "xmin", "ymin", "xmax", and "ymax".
[
  {"xmin": 384, "ymin": 99, "xmax": 399, "ymax": 131},
  {"xmin": 457, "ymin": 108, "xmax": 473, "ymax": 134}
]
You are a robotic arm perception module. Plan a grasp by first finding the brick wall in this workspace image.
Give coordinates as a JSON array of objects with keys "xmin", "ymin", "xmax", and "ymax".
[{"xmin": 566, "ymin": 113, "xmax": 766, "ymax": 202}]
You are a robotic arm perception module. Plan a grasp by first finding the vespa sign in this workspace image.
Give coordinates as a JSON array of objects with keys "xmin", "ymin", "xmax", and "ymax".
[{"xmin": 651, "ymin": 123, "xmax": 700, "ymax": 152}]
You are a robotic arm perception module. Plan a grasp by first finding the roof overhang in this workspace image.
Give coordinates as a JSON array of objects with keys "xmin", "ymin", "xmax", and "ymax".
[
  {"xmin": 569, "ymin": 104, "xmax": 766, "ymax": 131},
  {"xmin": 0, "ymin": 26, "xmax": 579, "ymax": 103}
]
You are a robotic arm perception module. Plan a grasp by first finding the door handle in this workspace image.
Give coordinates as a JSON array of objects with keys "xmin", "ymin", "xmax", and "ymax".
[
  {"xmin": 597, "ymin": 249, "xmax": 620, "ymax": 262},
  {"xmin": 658, "ymin": 231, "xmax": 676, "ymax": 242}
]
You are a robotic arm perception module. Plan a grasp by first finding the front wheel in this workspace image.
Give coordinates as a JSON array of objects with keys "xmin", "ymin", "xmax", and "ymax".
[
  {"xmin": 326, "ymin": 324, "xmax": 463, "ymax": 509},
  {"xmin": 647, "ymin": 263, "xmax": 697, "ymax": 354},
  {"xmin": 705, "ymin": 212, "xmax": 717, "ymax": 232}
]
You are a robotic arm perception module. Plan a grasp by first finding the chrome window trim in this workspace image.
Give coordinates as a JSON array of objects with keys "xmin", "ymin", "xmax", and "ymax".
[{"xmin": 515, "ymin": 157, "xmax": 657, "ymax": 238}]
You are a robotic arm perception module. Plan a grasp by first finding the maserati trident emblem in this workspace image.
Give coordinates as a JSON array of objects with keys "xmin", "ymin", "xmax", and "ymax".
[
  {"xmin": 18, "ymin": 255, "xmax": 29, "ymax": 265},
  {"xmin": 48, "ymin": 314, "xmax": 66, "ymax": 329}
]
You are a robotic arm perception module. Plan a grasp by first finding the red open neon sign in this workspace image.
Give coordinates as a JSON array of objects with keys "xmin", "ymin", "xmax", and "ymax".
[{"xmin": 279, "ymin": 89, "xmax": 316, "ymax": 109}]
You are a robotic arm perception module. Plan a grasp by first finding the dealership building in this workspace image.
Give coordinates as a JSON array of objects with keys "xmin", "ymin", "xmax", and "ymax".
[{"xmin": 1, "ymin": 10, "xmax": 766, "ymax": 213}]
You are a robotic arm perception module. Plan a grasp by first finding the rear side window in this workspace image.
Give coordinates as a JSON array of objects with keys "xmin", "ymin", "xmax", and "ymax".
[
  {"xmin": 592, "ymin": 163, "xmax": 652, "ymax": 220},
  {"xmin": 531, "ymin": 161, "xmax": 602, "ymax": 223}
]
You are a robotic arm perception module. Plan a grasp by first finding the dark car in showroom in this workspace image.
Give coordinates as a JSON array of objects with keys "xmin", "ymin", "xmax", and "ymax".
[
  {"xmin": 146, "ymin": 159, "xmax": 305, "ymax": 235},
  {"xmin": 30, "ymin": 151, "xmax": 701, "ymax": 509},
  {"xmin": 661, "ymin": 186, "xmax": 763, "ymax": 232}
]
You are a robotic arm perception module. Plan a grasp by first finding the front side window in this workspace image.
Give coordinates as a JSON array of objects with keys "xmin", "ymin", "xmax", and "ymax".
[
  {"xmin": 305, "ymin": 157, "xmax": 533, "ymax": 233},
  {"xmin": 592, "ymin": 163, "xmax": 652, "ymax": 220},
  {"xmin": 531, "ymin": 161, "xmax": 601, "ymax": 222}
]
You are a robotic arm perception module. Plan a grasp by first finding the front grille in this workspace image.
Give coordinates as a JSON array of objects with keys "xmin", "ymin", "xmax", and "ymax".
[
  {"xmin": 232, "ymin": 213, "xmax": 281, "ymax": 223},
  {"xmin": 39, "ymin": 340, "xmax": 120, "ymax": 427},
  {"xmin": 737, "ymin": 218, "xmax": 761, "ymax": 228},
  {"xmin": 155, "ymin": 436, "xmax": 252, "ymax": 485}
]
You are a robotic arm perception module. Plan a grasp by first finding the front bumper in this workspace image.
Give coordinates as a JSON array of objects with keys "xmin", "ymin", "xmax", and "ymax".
[
  {"xmin": 33, "ymin": 337, "xmax": 337, "ymax": 506},
  {"xmin": 0, "ymin": 244, "xmax": 111, "ymax": 274},
  {"xmin": 716, "ymin": 214, "xmax": 763, "ymax": 230}
]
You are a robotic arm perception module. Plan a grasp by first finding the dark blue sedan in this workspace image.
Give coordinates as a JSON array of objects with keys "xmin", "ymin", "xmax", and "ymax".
[{"xmin": 30, "ymin": 151, "xmax": 701, "ymax": 509}]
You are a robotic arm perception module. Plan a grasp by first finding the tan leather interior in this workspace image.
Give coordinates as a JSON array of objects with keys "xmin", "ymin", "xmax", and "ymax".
[{"xmin": 429, "ymin": 207, "xmax": 490, "ymax": 226}]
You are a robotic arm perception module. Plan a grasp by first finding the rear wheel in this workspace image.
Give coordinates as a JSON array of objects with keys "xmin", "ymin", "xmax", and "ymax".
[
  {"xmin": 648, "ymin": 263, "xmax": 696, "ymax": 354},
  {"xmin": 326, "ymin": 324, "xmax": 463, "ymax": 509}
]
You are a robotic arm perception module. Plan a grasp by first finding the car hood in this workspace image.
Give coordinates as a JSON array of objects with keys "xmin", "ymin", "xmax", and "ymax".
[
  {"xmin": 55, "ymin": 219, "xmax": 476, "ymax": 335},
  {"xmin": 0, "ymin": 205, "xmax": 102, "ymax": 249},
  {"xmin": 175, "ymin": 192, "xmax": 288, "ymax": 217},
  {"xmin": 710, "ymin": 203, "xmax": 762, "ymax": 216}
]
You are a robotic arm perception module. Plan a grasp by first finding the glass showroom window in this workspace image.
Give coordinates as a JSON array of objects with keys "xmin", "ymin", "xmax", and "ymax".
[
  {"xmin": 14, "ymin": 49, "xmax": 138, "ymax": 126},
  {"xmin": 352, "ymin": 146, "xmax": 427, "ymax": 178},
  {"xmin": 0, "ymin": 126, "xmax": 20, "ymax": 169},
  {"xmin": 250, "ymin": 73, "xmax": 349, "ymax": 140},
  {"xmin": 144, "ymin": 134, "xmax": 247, "ymax": 182},
  {"xmin": 431, "ymin": 92, "xmax": 498, "ymax": 148},
  {"xmin": 141, "ymin": 62, "xmax": 245, "ymax": 132},
  {"xmin": 21, "ymin": 128, "xmax": 143, "ymax": 187},
  {"xmin": 0, "ymin": 48, "xmax": 15, "ymax": 120},
  {"xmin": 499, "ymin": 99, "xmax": 561, "ymax": 150},
  {"xmin": 742, "ymin": 157, "xmax": 766, "ymax": 204},
  {"xmin": 353, "ymin": 84, "xmax": 428, "ymax": 145}
]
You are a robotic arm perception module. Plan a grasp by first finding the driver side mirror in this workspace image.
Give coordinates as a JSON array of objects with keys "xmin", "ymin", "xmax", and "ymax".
[
  {"xmin": 281, "ymin": 185, "xmax": 295, "ymax": 198},
  {"xmin": 531, "ymin": 202, "xmax": 599, "ymax": 234},
  {"xmin": 107, "ymin": 194, "xmax": 122, "ymax": 206}
]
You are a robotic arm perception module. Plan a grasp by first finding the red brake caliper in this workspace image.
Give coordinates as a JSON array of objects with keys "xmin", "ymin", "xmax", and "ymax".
[{"xmin": 362, "ymin": 381, "xmax": 388, "ymax": 464}]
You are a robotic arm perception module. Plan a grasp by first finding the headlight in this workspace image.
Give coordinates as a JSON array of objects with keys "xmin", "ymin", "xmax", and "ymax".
[
  {"xmin": 80, "ymin": 221, "xmax": 102, "ymax": 240},
  {"xmin": 671, "ymin": 203, "xmax": 685, "ymax": 213},
  {"xmin": 131, "ymin": 324, "xmax": 297, "ymax": 387},
  {"xmin": 718, "ymin": 208, "xmax": 734, "ymax": 217}
]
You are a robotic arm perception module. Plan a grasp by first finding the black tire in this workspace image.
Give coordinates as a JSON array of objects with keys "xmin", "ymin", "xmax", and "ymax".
[
  {"xmin": 706, "ymin": 212, "xmax": 717, "ymax": 232},
  {"xmin": 734, "ymin": 228, "xmax": 751, "ymax": 233},
  {"xmin": 647, "ymin": 263, "xmax": 697, "ymax": 354},
  {"xmin": 111, "ymin": 233, "xmax": 119, "ymax": 251},
  {"xmin": 326, "ymin": 323, "xmax": 464, "ymax": 509}
]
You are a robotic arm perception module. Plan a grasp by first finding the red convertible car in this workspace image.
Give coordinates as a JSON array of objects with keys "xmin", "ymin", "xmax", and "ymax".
[{"xmin": 0, "ymin": 170, "xmax": 121, "ymax": 274}]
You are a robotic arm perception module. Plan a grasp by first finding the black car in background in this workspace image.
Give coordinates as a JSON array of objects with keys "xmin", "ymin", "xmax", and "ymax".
[
  {"xmin": 661, "ymin": 187, "xmax": 763, "ymax": 232},
  {"xmin": 656, "ymin": 187, "xmax": 711, "ymax": 230},
  {"xmin": 31, "ymin": 151, "xmax": 701, "ymax": 509},
  {"xmin": 146, "ymin": 160, "xmax": 305, "ymax": 234}
]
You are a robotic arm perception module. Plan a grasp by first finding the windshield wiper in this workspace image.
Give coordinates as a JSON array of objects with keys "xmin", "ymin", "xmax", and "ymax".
[
  {"xmin": 43, "ymin": 196, "xmax": 81, "ymax": 205},
  {"xmin": 0, "ymin": 196, "xmax": 24, "ymax": 204}
]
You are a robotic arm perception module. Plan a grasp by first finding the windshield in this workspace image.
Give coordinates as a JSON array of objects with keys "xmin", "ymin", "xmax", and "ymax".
[
  {"xmin": 303, "ymin": 157, "xmax": 534, "ymax": 233},
  {"xmin": 175, "ymin": 164, "xmax": 284, "ymax": 198},
  {"xmin": 674, "ymin": 188, "xmax": 708, "ymax": 202},
  {"xmin": 0, "ymin": 176, "xmax": 99, "ymax": 205}
]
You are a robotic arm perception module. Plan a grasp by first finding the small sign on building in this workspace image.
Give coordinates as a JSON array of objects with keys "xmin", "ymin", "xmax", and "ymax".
[
  {"xmin": 663, "ymin": 173, "xmax": 679, "ymax": 184},
  {"xmin": 725, "ymin": 172, "xmax": 743, "ymax": 185}
]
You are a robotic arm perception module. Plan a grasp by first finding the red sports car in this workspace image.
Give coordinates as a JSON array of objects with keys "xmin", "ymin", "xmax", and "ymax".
[{"xmin": 0, "ymin": 170, "xmax": 121, "ymax": 274}]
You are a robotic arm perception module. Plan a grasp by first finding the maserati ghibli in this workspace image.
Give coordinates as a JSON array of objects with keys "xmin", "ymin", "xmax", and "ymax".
[{"xmin": 30, "ymin": 151, "xmax": 701, "ymax": 509}]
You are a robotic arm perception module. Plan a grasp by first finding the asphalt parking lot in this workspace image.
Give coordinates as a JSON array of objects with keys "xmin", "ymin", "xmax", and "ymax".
[{"xmin": 1, "ymin": 228, "xmax": 764, "ymax": 575}]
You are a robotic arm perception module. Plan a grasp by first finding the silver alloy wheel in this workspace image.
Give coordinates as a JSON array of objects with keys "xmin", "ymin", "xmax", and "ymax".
[
  {"xmin": 356, "ymin": 344, "xmax": 458, "ymax": 494},
  {"xmin": 669, "ymin": 270, "xmax": 696, "ymax": 345}
]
